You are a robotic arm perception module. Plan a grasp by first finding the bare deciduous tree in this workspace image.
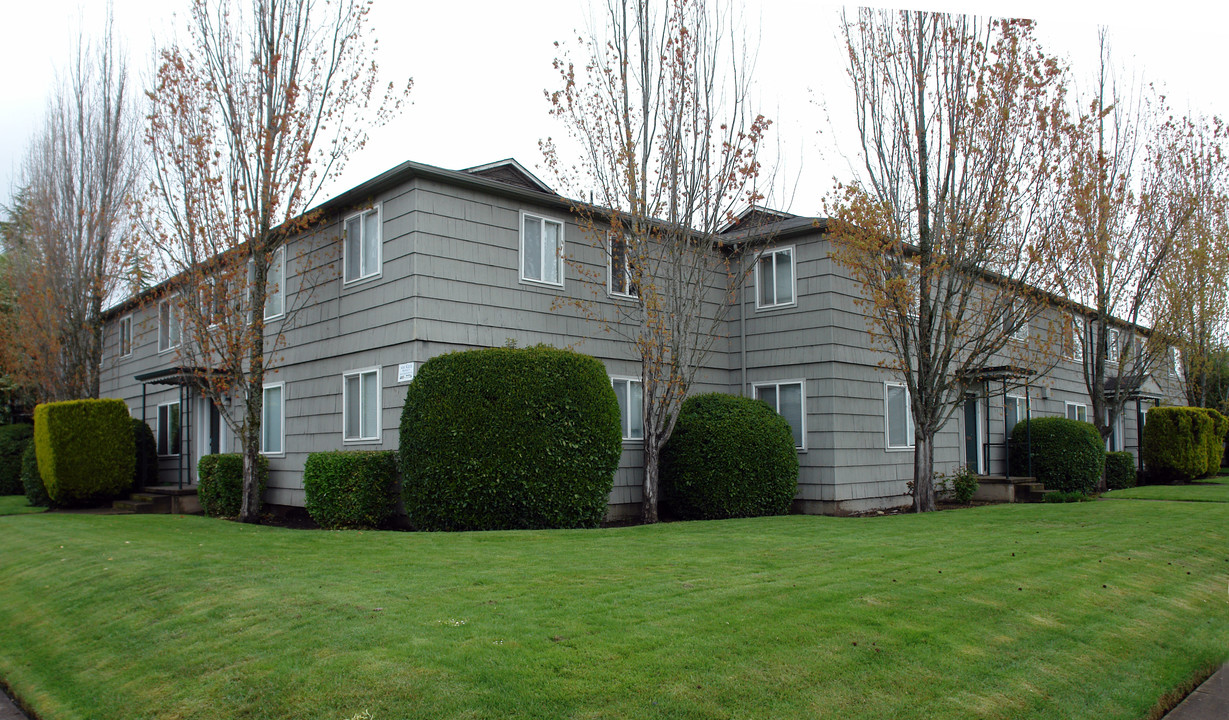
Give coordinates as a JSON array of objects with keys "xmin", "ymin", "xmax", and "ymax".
[
  {"xmin": 828, "ymin": 10, "xmax": 1068, "ymax": 512},
  {"xmin": 543, "ymin": 0, "xmax": 771, "ymax": 523},
  {"xmin": 0, "ymin": 17, "xmax": 139, "ymax": 402},
  {"xmin": 142, "ymin": 0, "xmax": 409, "ymax": 523}
]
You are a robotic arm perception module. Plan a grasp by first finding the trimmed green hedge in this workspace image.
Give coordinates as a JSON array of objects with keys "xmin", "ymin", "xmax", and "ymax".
[
  {"xmin": 33, "ymin": 399, "xmax": 134, "ymax": 506},
  {"xmin": 400, "ymin": 346, "xmax": 622, "ymax": 531},
  {"xmin": 21, "ymin": 443, "xmax": 49, "ymax": 507},
  {"xmin": 660, "ymin": 393, "xmax": 798, "ymax": 520},
  {"xmin": 304, "ymin": 451, "xmax": 400, "ymax": 530},
  {"xmin": 0, "ymin": 423, "xmax": 33, "ymax": 495},
  {"xmin": 1143, "ymin": 407, "xmax": 1214, "ymax": 483},
  {"xmin": 198, "ymin": 453, "xmax": 268, "ymax": 518},
  {"xmin": 132, "ymin": 419, "xmax": 158, "ymax": 489},
  {"xmin": 1010, "ymin": 417, "xmax": 1104, "ymax": 495},
  {"xmin": 1105, "ymin": 451, "xmax": 1137, "ymax": 490},
  {"xmin": 1200, "ymin": 409, "xmax": 1228, "ymax": 478}
]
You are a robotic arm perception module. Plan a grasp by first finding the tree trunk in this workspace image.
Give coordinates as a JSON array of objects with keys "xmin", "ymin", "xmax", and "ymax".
[
  {"xmin": 913, "ymin": 434, "xmax": 936, "ymax": 512},
  {"xmin": 238, "ymin": 397, "xmax": 263, "ymax": 524},
  {"xmin": 642, "ymin": 439, "xmax": 660, "ymax": 524}
]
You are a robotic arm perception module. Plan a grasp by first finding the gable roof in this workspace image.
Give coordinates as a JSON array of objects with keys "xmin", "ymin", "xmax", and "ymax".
[{"xmin": 462, "ymin": 158, "xmax": 556, "ymax": 194}]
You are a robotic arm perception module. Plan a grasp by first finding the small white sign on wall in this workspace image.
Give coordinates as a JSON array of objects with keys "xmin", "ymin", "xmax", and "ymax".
[{"xmin": 397, "ymin": 362, "xmax": 416, "ymax": 383}]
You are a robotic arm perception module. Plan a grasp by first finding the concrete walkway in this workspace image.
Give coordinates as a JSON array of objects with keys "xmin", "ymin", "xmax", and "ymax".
[
  {"xmin": 1163, "ymin": 663, "xmax": 1229, "ymax": 720},
  {"xmin": 0, "ymin": 687, "xmax": 28, "ymax": 720}
]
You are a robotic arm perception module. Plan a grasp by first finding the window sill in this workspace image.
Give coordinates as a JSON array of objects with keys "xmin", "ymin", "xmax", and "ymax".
[
  {"xmin": 343, "ymin": 272, "xmax": 382, "ymax": 289},
  {"xmin": 343, "ymin": 438, "xmax": 382, "ymax": 446},
  {"xmin": 755, "ymin": 301, "xmax": 797, "ymax": 312},
  {"xmin": 885, "ymin": 445, "xmax": 915, "ymax": 453},
  {"xmin": 519, "ymin": 277, "xmax": 564, "ymax": 290},
  {"xmin": 608, "ymin": 291, "xmax": 639, "ymax": 302},
  {"xmin": 157, "ymin": 346, "xmax": 179, "ymax": 355}
]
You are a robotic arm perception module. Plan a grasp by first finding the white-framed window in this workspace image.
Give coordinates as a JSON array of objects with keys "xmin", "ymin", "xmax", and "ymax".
[
  {"xmin": 158, "ymin": 296, "xmax": 180, "ymax": 353},
  {"xmin": 118, "ymin": 315, "xmax": 133, "ymax": 358},
  {"xmin": 1068, "ymin": 315, "xmax": 1085, "ymax": 361},
  {"xmin": 1171, "ymin": 347, "xmax": 1183, "ymax": 377},
  {"xmin": 520, "ymin": 211, "xmax": 564, "ymax": 286},
  {"xmin": 261, "ymin": 382, "xmax": 284, "ymax": 455},
  {"xmin": 1106, "ymin": 328, "xmax": 1120, "ymax": 363},
  {"xmin": 611, "ymin": 377, "xmax": 643, "ymax": 441},
  {"xmin": 343, "ymin": 367, "xmax": 382, "ymax": 443},
  {"xmin": 157, "ymin": 401, "xmax": 181, "ymax": 457},
  {"xmin": 1106, "ymin": 408, "xmax": 1124, "ymax": 452},
  {"xmin": 344, "ymin": 206, "xmax": 382, "ymax": 284},
  {"xmin": 1005, "ymin": 395, "xmax": 1030, "ymax": 437},
  {"xmin": 1065, "ymin": 402, "xmax": 1088, "ymax": 423},
  {"xmin": 264, "ymin": 246, "xmax": 285, "ymax": 320},
  {"xmin": 756, "ymin": 246, "xmax": 796, "ymax": 309},
  {"xmin": 608, "ymin": 234, "xmax": 638, "ymax": 299},
  {"xmin": 884, "ymin": 381, "xmax": 915, "ymax": 450},
  {"xmin": 755, "ymin": 379, "xmax": 806, "ymax": 450}
]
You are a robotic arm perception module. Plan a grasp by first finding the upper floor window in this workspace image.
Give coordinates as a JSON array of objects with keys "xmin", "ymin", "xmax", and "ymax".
[
  {"xmin": 1004, "ymin": 301, "xmax": 1028, "ymax": 341},
  {"xmin": 265, "ymin": 247, "xmax": 285, "ymax": 320},
  {"xmin": 611, "ymin": 377, "xmax": 643, "ymax": 441},
  {"xmin": 1067, "ymin": 315, "xmax": 1085, "ymax": 360},
  {"xmin": 755, "ymin": 379, "xmax": 805, "ymax": 449},
  {"xmin": 343, "ymin": 367, "xmax": 381, "ymax": 443},
  {"xmin": 884, "ymin": 381, "xmax": 915, "ymax": 449},
  {"xmin": 261, "ymin": 382, "xmax": 284, "ymax": 455},
  {"xmin": 757, "ymin": 246, "xmax": 795, "ymax": 309},
  {"xmin": 158, "ymin": 296, "xmax": 180, "ymax": 353},
  {"xmin": 1172, "ymin": 347, "xmax": 1183, "ymax": 377},
  {"xmin": 118, "ymin": 315, "xmax": 133, "ymax": 358},
  {"xmin": 1107, "ymin": 328, "xmax": 1120, "ymax": 364},
  {"xmin": 608, "ymin": 234, "xmax": 638, "ymax": 299},
  {"xmin": 344, "ymin": 207, "xmax": 381, "ymax": 284},
  {"xmin": 521, "ymin": 212, "xmax": 564, "ymax": 286}
]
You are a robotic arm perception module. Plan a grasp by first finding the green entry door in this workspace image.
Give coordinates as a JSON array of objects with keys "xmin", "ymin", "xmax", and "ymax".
[{"xmin": 964, "ymin": 395, "xmax": 979, "ymax": 473}]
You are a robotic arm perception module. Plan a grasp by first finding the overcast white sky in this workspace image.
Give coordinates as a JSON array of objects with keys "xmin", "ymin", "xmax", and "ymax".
[{"xmin": 2, "ymin": 0, "xmax": 1227, "ymax": 217}]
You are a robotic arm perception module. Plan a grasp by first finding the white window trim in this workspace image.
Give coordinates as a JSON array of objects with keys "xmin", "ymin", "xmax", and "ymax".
[
  {"xmin": 1069, "ymin": 316, "xmax": 1085, "ymax": 361},
  {"xmin": 198, "ymin": 398, "xmax": 227, "ymax": 457},
  {"xmin": 1107, "ymin": 328, "xmax": 1120, "ymax": 364},
  {"xmin": 118, "ymin": 314, "xmax": 133, "ymax": 358},
  {"xmin": 607, "ymin": 234, "xmax": 638, "ymax": 300},
  {"xmin": 1065, "ymin": 401, "xmax": 1088, "ymax": 423},
  {"xmin": 343, "ymin": 205, "xmax": 383, "ymax": 286},
  {"xmin": 884, "ymin": 381, "xmax": 916, "ymax": 451},
  {"xmin": 264, "ymin": 246, "xmax": 286, "ymax": 321},
  {"xmin": 1171, "ymin": 347, "xmax": 1183, "ymax": 377},
  {"xmin": 157, "ymin": 295, "xmax": 180, "ymax": 354},
  {"xmin": 755, "ymin": 245, "xmax": 797, "ymax": 310},
  {"xmin": 519, "ymin": 210, "xmax": 566, "ymax": 288},
  {"xmin": 156, "ymin": 400, "xmax": 181, "ymax": 458},
  {"xmin": 342, "ymin": 366, "xmax": 383, "ymax": 444},
  {"xmin": 1005, "ymin": 394, "xmax": 1030, "ymax": 436},
  {"xmin": 610, "ymin": 375, "xmax": 644, "ymax": 442},
  {"xmin": 964, "ymin": 394, "xmax": 984, "ymax": 475},
  {"xmin": 753, "ymin": 378, "xmax": 807, "ymax": 451},
  {"xmin": 261, "ymin": 382, "xmax": 286, "ymax": 456}
]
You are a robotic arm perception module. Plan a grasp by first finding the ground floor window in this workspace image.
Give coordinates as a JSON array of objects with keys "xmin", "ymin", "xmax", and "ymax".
[
  {"xmin": 611, "ymin": 377, "xmax": 643, "ymax": 441},
  {"xmin": 1065, "ymin": 402, "xmax": 1088, "ymax": 423},
  {"xmin": 343, "ymin": 368, "xmax": 381, "ymax": 442},
  {"xmin": 262, "ymin": 383, "xmax": 284, "ymax": 455},
  {"xmin": 1005, "ymin": 395, "xmax": 1030, "ymax": 437},
  {"xmin": 884, "ymin": 382, "xmax": 915, "ymax": 449},
  {"xmin": 755, "ymin": 380, "xmax": 805, "ymax": 449},
  {"xmin": 157, "ymin": 401, "xmax": 181, "ymax": 456}
]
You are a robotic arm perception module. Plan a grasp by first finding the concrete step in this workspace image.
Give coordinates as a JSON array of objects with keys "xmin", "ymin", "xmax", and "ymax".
[
  {"xmin": 112, "ymin": 499, "xmax": 160, "ymax": 514},
  {"xmin": 130, "ymin": 493, "xmax": 173, "ymax": 510}
]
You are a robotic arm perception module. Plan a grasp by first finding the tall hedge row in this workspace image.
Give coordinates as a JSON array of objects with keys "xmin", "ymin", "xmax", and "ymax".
[
  {"xmin": 400, "ymin": 346, "xmax": 622, "ymax": 531},
  {"xmin": 661, "ymin": 393, "xmax": 798, "ymax": 519},
  {"xmin": 131, "ymin": 419, "xmax": 159, "ymax": 489},
  {"xmin": 1143, "ymin": 407, "xmax": 1218, "ymax": 483},
  {"xmin": 1105, "ymin": 450, "xmax": 1137, "ymax": 490},
  {"xmin": 1009, "ymin": 417, "xmax": 1104, "ymax": 494},
  {"xmin": 33, "ymin": 399, "xmax": 134, "ymax": 506},
  {"xmin": 1200, "ymin": 408, "xmax": 1228, "ymax": 478},
  {"xmin": 198, "ymin": 453, "xmax": 268, "ymax": 518},
  {"xmin": 21, "ymin": 443, "xmax": 49, "ymax": 507},
  {"xmin": 304, "ymin": 450, "xmax": 400, "ymax": 530},
  {"xmin": 0, "ymin": 423, "xmax": 33, "ymax": 495}
]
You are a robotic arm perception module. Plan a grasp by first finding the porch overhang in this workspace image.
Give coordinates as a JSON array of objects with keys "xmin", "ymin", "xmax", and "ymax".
[
  {"xmin": 134, "ymin": 366, "xmax": 225, "ymax": 387},
  {"xmin": 960, "ymin": 365, "xmax": 1035, "ymax": 383}
]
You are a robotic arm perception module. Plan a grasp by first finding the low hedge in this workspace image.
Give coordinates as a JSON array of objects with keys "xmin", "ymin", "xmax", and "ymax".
[
  {"xmin": 1010, "ymin": 417, "xmax": 1104, "ymax": 495},
  {"xmin": 33, "ymin": 399, "xmax": 134, "ymax": 506},
  {"xmin": 660, "ymin": 393, "xmax": 799, "ymax": 520},
  {"xmin": 198, "ymin": 453, "xmax": 268, "ymax": 518},
  {"xmin": 1143, "ymin": 407, "xmax": 1214, "ymax": 483},
  {"xmin": 1105, "ymin": 451, "xmax": 1137, "ymax": 490},
  {"xmin": 400, "ymin": 346, "xmax": 622, "ymax": 531},
  {"xmin": 132, "ymin": 419, "xmax": 159, "ymax": 489},
  {"xmin": 304, "ymin": 450, "xmax": 400, "ymax": 530},
  {"xmin": 21, "ymin": 443, "xmax": 49, "ymax": 507},
  {"xmin": 1200, "ymin": 409, "xmax": 1228, "ymax": 478},
  {"xmin": 0, "ymin": 423, "xmax": 33, "ymax": 495}
]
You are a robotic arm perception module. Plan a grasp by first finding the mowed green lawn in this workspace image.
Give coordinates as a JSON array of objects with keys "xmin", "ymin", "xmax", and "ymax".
[
  {"xmin": 0, "ymin": 495, "xmax": 44, "ymax": 516},
  {"xmin": 0, "ymin": 500, "xmax": 1225, "ymax": 720},
  {"xmin": 1105, "ymin": 474, "xmax": 1229, "ymax": 503}
]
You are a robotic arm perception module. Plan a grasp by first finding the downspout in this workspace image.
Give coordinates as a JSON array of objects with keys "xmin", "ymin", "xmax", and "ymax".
[{"xmin": 740, "ymin": 254, "xmax": 747, "ymax": 397}]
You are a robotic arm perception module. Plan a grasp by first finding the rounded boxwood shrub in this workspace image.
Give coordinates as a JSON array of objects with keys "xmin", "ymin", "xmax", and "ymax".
[
  {"xmin": 1200, "ymin": 408, "xmax": 1228, "ymax": 478},
  {"xmin": 1105, "ymin": 450, "xmax": 1137, "ymax": 490},
  {"xmin": 1009, "ymin": 417, "xmax": 1104, "ymax": 495},
  {"xmin": 21, "ymin": 443, "xmax": 50, "ymax": 508},
  {"xmin": 1143, "ymin": 407, "xmax": 1214, "ymax": 483},
  {"xmin": 132, "ymin": 419, "xmax": 159, "ymax": 489},
  {"xmin": 198, "ymin": 453, "xmax": 269, "ymax": 518},
  {"xmin": 0, "ymin": 423, "xmax": 33, "ymax": 495},
  {"xmin": 304, "ymin": 450, "xmax": 400, "ymax": 530},
  {"xmin": 33, "ymin": 399, "xmax": 134, "ymax": 506},
  {"xmin": 660, "ymin": 393, "xmax": 798, "ymax": 520},
  {"xmin": 400, "ymin": 346, "xmax": 622, "ymax": 531}
]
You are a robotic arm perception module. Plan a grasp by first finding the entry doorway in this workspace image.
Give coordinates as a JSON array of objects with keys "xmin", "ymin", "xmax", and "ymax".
[
  {"xmin": 963, "ymin": 394, "xmax": 983, "ymax": 474},
  {"xmin": 195, "ymin": 398, "xmax": 226, "ymax": 483}
]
